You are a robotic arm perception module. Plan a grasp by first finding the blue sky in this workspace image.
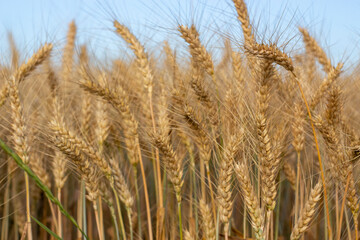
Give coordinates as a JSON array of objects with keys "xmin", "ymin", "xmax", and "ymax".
[{"xmin": 1, "ymin": 0, "xmax": 360, "ymax": 66}]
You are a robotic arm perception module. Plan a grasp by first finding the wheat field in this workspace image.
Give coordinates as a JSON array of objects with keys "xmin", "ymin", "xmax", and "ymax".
[{"xmin": 1, "ymin": 0, "xmax": 360, "ymax": 239}]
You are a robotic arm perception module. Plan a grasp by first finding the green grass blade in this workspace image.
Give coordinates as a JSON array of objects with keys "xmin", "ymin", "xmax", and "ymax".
[
  {"xmin": 0, "ymin": 138, "xmax": 89, "ymax": 240},
  {"xmin": 31, "ymin": 216, "xmax": 62, "ymax": 240}
]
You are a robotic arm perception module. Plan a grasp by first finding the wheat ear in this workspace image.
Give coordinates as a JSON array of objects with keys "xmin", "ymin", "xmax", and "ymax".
[
  {"xmin": 61, "ymin": 20, "xmax": 76, "ymax": 83},
  {"xmin": 290, "ymin": 181, "xmax": 323, "ymax": 240},
  {"xmin": 218, "ymin": 133, "xmax": 242, "ymax": 239},
  {"xmin": 234, "ymin": 163, "xmax": 265, "ymax": 240},
  {"xmin": 199, "ymin": 199, "xmax": 216, "ymax": 240},
  {"xmin": 244, "ymin": 43, "xmax": 294, "ymax": 72},
  {"xmin": 178, "ymin": 25, "xmax": 214, "ymax": 77},
  {"xmin": 151, "ymin": 111, "xmax": 184, "ymax": 237},
  {"xmin": 7, "ymin": 43, "xmax": 52, "ymax": 240},
  {"xmin": 232, "ymin": 0, "xmax": 255, "ymax": 45},
  {"xmin": 310, "ymin": 62, "xmax": 343, "ymax": 109},
  {"xmin": 79, "ymin": 71, "xmax": 139, "ymax": 166},
  {"xmin": 299, "ymin": 27, "xmax": 332, "ymax": 73},
  {"xmin": 80, "ymin": 66, "xmax": 153, "ymax": 240},
  {"xmin": 113, "ymin": 20, "xmax": 153, "ymax": 92},
  {"xmin": 8, "ymin": 75, "xmax": 33, "ymax": 240},
  {"xmin": 15, "ymin": 43, "xmax": 53, "ymax": 83}
]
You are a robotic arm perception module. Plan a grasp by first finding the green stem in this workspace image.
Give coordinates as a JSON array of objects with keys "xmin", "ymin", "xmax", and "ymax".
[
  {"xmin": 127, "ymin": 209, "xmax": 134, "ymax": 240},
  {"xmin": 112, "ymin": 186, "xmax": 126, "ymax": 240},
  {"xmin": 133, "ymin": 166, "xmax": 142, "ymax": 239},
  {"xmin": 57, "ymin": 188, "xmax": 63, "ymax": 239},
  {"xmin": 178, "ymin": 200, "xmax": 183, "ymax": 240},
  {"xmin": 110, "ymin": 205, "xmax": 121, "ymax": 240},
  {"xmin": 81, "ymin": 181, "xmax": 87, "ymax": 240}
]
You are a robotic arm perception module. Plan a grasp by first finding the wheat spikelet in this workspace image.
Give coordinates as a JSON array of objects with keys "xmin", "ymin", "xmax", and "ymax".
[
  {"xmin": 78, "ymin": 71, "xmax": 140, "ymax": 166},
  {"xmin": 230, "ymin": 51, "xmax": 246, "ymax": 119},
  {"xmin": 48, "ymin": 118, "xmax": 100, "ymax": 201},
  {"xmin": 292, "ymin": 103, "xmax": 305, "ymax": 153},
  {"xmin": 310, "ymin": 62, "xmax": 343, "ymax": 109},
  {"xmin": 290, "ymin": 181, "xmax": 322, "ymax": 240},
  {"xmin": 217, "ymin": 38, "xmax": 232, "ymax": 72},
  {"xmin": 61, "ymin": 21, "xmax": 76, "ymax": 83},
  {"xmin": 232, "ymin": 0, "xmax": 255, "ymax": 45},
  {"xmin": 79, "ymin": 45, "xmax": 94, "ymax": 142},
  {"xmin": 256, "ymin": 110, "xmax": 275, "ymax": 210},
  {"xmin": 313, "ymin": 115, "xmax": 341, "ymax": 179},
  {"xmin": 163, "ymin": 41, "xmax": 180, "ymax": 87},
  {"xmin": 151, "ymin": 130, "xmax": 183, "ymax": 202},
  {"xmin": 313, "ymin": 115, "xmax": 340, "ymax": 153},
  {"xmin": 109, "ymin": 158, "xmax": 134, "ymax": 211},
  {"xmin": 15, "ymin": 43, "xmax": 53, "ymax": 84},
  {"xmin": 53, "ymin": 151, "xmax": 67, "ymax": 189},
  {"xmin": 3, "ymin": 43, "xmax": 52, "ymax": 111},
  {"xmin": 178, "ymin": 24, "xmax": 214, "ymax": 76},
  {"xmin": 245, "ymin": 43, "xmax": 294, "ymax": 72},
  {"xmin": 8, "ymin": 33, "xmax": 19, "ymax": 70},
  {"xmin": 234, "ymin": 163, "xmax": 265, "ymax": 240},
  {"xmin": 183, "ymin": 104, "xmax": 211, "ymax": 164},
  {"xmin": 45, "ymin": 60, "xmax": 68, "ymax": 191},
  {"xmin": 299, "ymin": 27, "xmax": 332, "ymax": 73},
  {"xmin": 113, "ymin": 20, "xmax": 153, "ymax": 92},
  {"xmin": 218, "ymin": 133, "xmax": 242, "ymax": 233},
  {"xmin": 190, "ymin": 64, "xmax": 218, "ymax": 125},
  {"xmin": 231, "ymin": 51, "xmax": 245, "ymax": 89},
  {"xmin": 304, "ymin": 51, "xmax": 316, "ymax": 83},
  {"xmin": 48, "ymin": 116, "xmax": 112, "ymax": 180},
  {"xmin": 94, "ymin": 72, "xmax": 110, "ymax": 152},
  {"xmin": 8, "ymin": 76, "xmax": 30, "ymax": 165},
  {"xmin": 81, "ymin": 91, "xmax": 93, "ymax": 140},
  {"xmin": 199, "ymin": 199, "xmax": 215, "ymax": 240},
  {"xmin": 255, "ymin": 61, "xmax": 279, "ymax": 211},
  {"xmin": 0, "ymin": 84, "xmax": 8, "ymax": 107},
  {"xmin": 325, "ymin": 85, "xmax": 341, "ymax": 126},
  {"xmin": 99, "ymin": 179, "xmax": 114, "ymax": 208}
]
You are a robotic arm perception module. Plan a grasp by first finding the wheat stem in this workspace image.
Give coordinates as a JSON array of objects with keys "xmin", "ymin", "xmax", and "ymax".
[
  {"xmin": 57, "ymin": 188, "xmax": 63, "ymax": 238},
  {"xmin": 93, "ymin": 203, "xmax": 104, "ymax": 240},
  {"xmin": 133, "ymin": 166, "xmax": 142, "ymax": 239},
  {"xmin": 112, "ymin": 187, "xmax": 126, "ymax": 240},
  {"xmin": 178, "ymin": 200, "xmax": 183, "ymax": 240},
  {"xmin": 24, "ymin": 172, "xmax": 33, "ymax": 240}
]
